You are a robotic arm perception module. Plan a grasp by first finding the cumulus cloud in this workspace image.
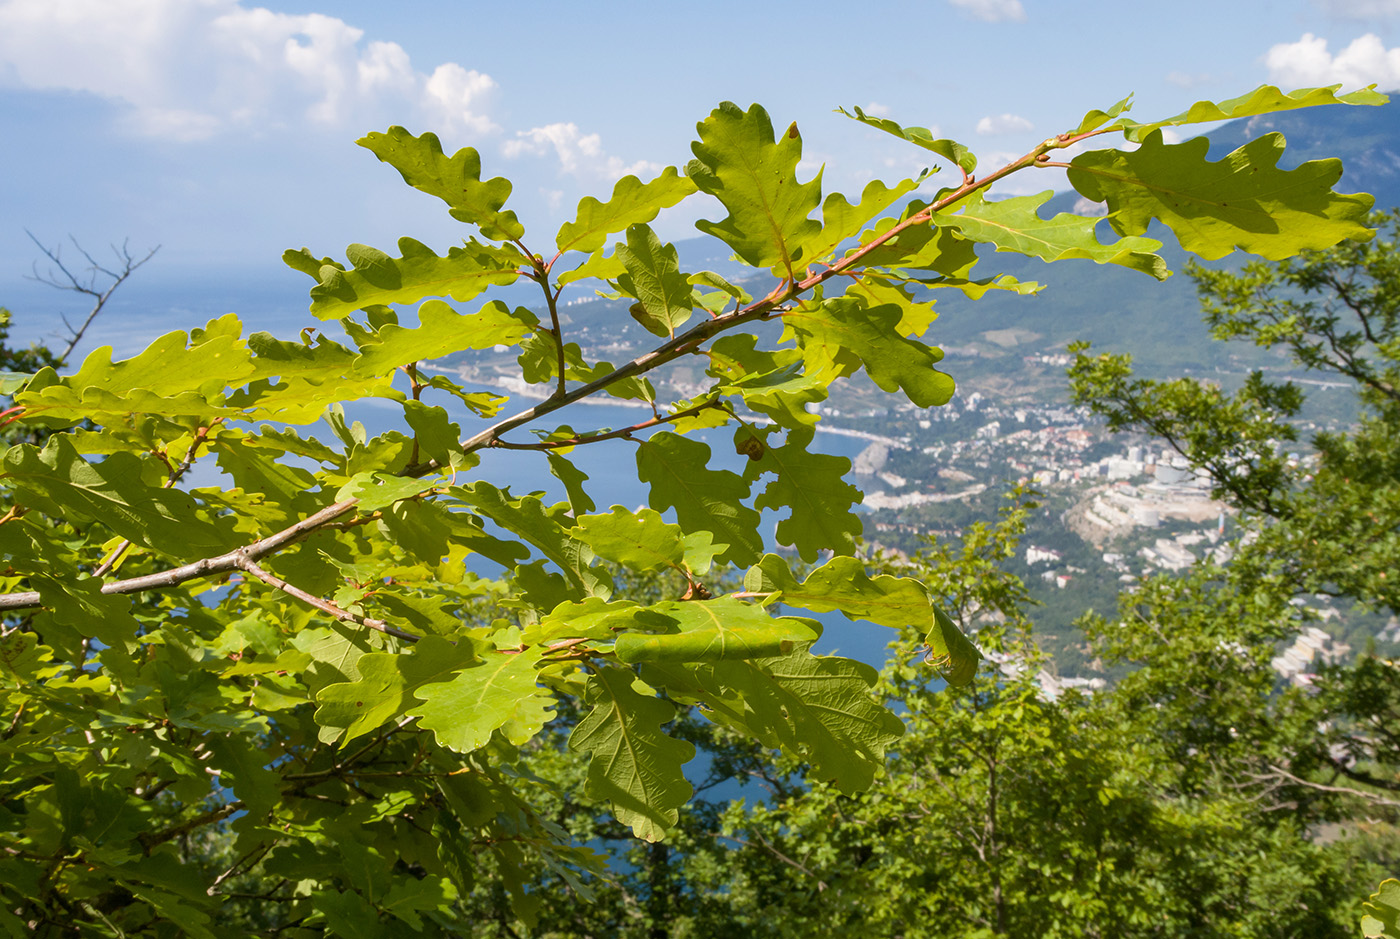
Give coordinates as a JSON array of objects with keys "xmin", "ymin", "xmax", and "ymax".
[
  {"xmin": 861, "ymin": 101, "xmax": 892, "ymax": 117},
  {"xmin": 0, "ymin": 0, "xmax": 498, "ymax": 140},
  {"xmin": 1313, "ymin": 0, "xmax": 1400, "ymax": 18},
  {"xmin": 948, "ymin": 0, "xmax": 1026, "ymax": 22},
  {"xmin": 976, "ymin": 113, "xmax": 1033, "ymax": 135},
  {"xmin": 504, "ymin": 122, "xmax": 660, "ymax": 180},
  {"xmin": 1265, "ymin": 32, "xmax": 1400, "ymax": 88}
]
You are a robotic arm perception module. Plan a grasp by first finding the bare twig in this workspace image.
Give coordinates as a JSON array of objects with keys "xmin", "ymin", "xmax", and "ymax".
[
  {"xmin": 1257, "ymin": 764, "xmax": 1400, "ymax": 809},
  {"xmin": 25, "ymin": 232, "xmax": 159, "ymax": 367}
]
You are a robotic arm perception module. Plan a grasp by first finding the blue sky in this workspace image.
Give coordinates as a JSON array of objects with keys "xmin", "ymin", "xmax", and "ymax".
[{"xmin": 4, "ymin": 0, "xmax": 1400, "ymax": 347}]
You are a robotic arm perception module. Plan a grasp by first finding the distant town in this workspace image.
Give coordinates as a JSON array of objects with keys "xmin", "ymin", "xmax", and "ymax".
[{"xmin": 435, "ymin": 301, "xmax": 1398, "ymax": 691}]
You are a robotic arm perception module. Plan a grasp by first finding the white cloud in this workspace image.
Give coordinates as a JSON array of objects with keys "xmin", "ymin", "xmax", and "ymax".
[
  {"xmin": 1265, "ymin": 32, "xmax": 1400, "ymax": 88},
  {"xmin": 862, "ymin": 101, "xmax": 892, "ymax": 117},
  {"xmin": 0, "ymin": 0, "xmax": 498, "ymax": 140},
  {"xmin": 504, "ymin": 122, "xmax": 659, "ymax": 180},
  {"xmin": 949, "ymin": 0, "xmax": 1026, "ymax": 22},
  {"xmin": 1313, "ymin": 0, "xmax": 1400, "ymax": 18},
  {"xmin": 976, "ymin": 113, "xmax": 1033, "ymax": 135}
]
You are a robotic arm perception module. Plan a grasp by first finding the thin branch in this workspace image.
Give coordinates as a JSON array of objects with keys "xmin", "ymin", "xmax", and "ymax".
[
  {"xmin": 236, "ymin": 556, "xmax": 421, "ymax": 643},
  {"xmin": 139, "ymin": 800, "xmax": 244, "ymax": 851},
  {"xmin": 0, "ymin": 499, "xmax": 359, "ymax": 612},
  {"xmin": 485, "ymin": 399, "xmax": 727, "ymax": 451},
  {"xmin": 94, "ymin": 420, "xmax": 222, "ymax": 578},
  {"xmin": 1259, "ymin": 764, "xmax": 1400, "ymax": 808},
  {"xmin": 25, "ymin": 232, "xmax": 159, "ymax": 367},
  {"xmin": 719, "ymin": 832, "xmax": 828, "ymax": 891}
]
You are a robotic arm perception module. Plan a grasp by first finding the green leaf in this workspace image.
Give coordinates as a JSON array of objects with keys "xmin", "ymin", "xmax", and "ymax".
[
  {"xmin": 933, "ymin": 190, "xmax": 1167, "ymax": 278},
  {"xmin": 357, "ymin": 125, "xmax": 524, "ymax": 240},
  {"xmin": 556, "ymin": 247, "xmax": 627, "ymax": 287},
  {"xmin": 616, "ymin": 224, "xmax": 695, "ymax": 338},
  {"xmin": 314, "ymin": 636, "xmax": 480, "ymax": 745},
  {"xmin": 336, "ymin": 471, "xmax": 442, "ymax": 512},
  {"xmin": 808, "ymin": 176, "xmax": 925, "ymax": 262},
  {"xmin": 927, "ymin": 606, "xmax": 982, "ymax": 686},
  {"xmin": 450, "ymin": 483, "xmax": 607, "ymax": 599},
  {"xmin": 2, "ymin": 435, "xmax": 228, "ymax": 551},
  {"xmin": 838, "ymin": 105, "xmax": 975, "ymax": 173},
  {"xmin": 688, "ymin": 270, "xmax": 751, "ymax": 305},
  {"xmin": 743, "ymin": 553, "xmax": 981, "ymax": 685},
  {"xmin": 707, "ymin": 334, "xmax": 828, "ymax": 429},
  {"xmin": 1091, "ymin": 83, "xmax": 1388, "ymax": 141},
  {"xmin": 647, "ymin": 647, "xmax": 904, "ymax": 793},
  {"xmin": 747, "ymin": 426, "xmax": 862, "ymax": 561},
  {"xmin": 547, "ymin": 453, "xmax": 595, "ymax": 516},
  {"xmin": 688, "ymin": 102, "xmax": 823, "ymax": 274},
  {"xmin": 556, "ymin": 167, "xmax": 697, "ymax": 255},
  {"xmin": 614, "ymin": 597, "xmax": 819, "ymax": 663},
  {"xmin": 1363, "ymin": 879, "xmax": 1400, "ymax": 939},
  {"xmin": 569, "ymin": 666, "xmax": 695, "ymax": 841},
  {"xmin": 424, "ymin": 375, "xmax": 507, "ymax": 417},
  {"xmin": 635, "ymin": 432, "xmax": 762, "ymax": 567},
  {"xmin": 572, "ymin": 506, "xmax": 687, "ymax": 573},
  {"xmin": 745, "ymin": 553, "xmax": 931, "ymax": 628},
  {"xmin": 411, "ymin": 645, "xmax": 554, "ymax": 751},
  {"xmin": 33, "ymin": 574, "xmax": 140, "ymax": 649},
  {"xmin": 784, "ymin": 296, "xmax": 955, "ymax": 407},
  {"xmin": 353, "ymin": 300, "xmax": 538, "ymax": 375},
  {"xmin": 401, "ymin": 401, "xmax": 463, "ymax": 467},
  {"xmin": 1068, "ymin": 131, "xmax": 1375, "ymax": 261},
  {"xmin": 299, "ymin": 239, "xmax": 521, "ymax": 321}
]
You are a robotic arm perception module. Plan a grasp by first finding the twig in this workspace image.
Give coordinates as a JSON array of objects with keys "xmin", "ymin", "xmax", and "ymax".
[
  {"xmin": 0, "ymin": 499, "xmax": 359, "ymax": 612},
  {"xmin": 486, "ymin": 399, "xmax": 727, "ymax": 451},
  {"xmin": 25, "ymin": 232, "xmax": 159, "ymax": 367},
  {"xmin": 235, "ymin": 555, "xmax": 421, "ymax": 643},
  {"xmin": 1258, "ymin": 764, "xmax": 1400, "ymax": 808},
  {"xmin": 94, "ymin": 420, "xmax": 222, "ymax": 577}
]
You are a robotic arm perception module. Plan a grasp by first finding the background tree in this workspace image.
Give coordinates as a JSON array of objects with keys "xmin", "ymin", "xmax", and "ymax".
[
  {"xmin": 1, "ymin": 234, "xmax": 156, "ymax": 445},
  {"xmin": 0, "ymin": 86, "xmax": 1384, "ymax": 936}
]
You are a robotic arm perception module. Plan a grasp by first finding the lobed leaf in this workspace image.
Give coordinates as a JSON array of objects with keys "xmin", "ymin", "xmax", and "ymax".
[
  {"xmin": 1075, "ymin": 83, "xmax": 1388, "ymax": 141},
  {"xmin": 357, "ymin": 126, "xmax": 524, "ymax": 240},
  {"xmin": 1069, "ymin": 131, "xmax": 1375, "ymax": 261},
  {"xmin": 569, "ymin": 666, "xmax": 695, "ymax": 841},
  {"xmin": 635, "ymin": 432, "xmax": 762, "ymax": 567},
  {"xmin": 615, "ymin": 224, "xmax": 695, "ymax": 338},
  {"xmin": 3, "ymin": 435, "xmax": 229, "ymax": 552},
  {"xmin": 932, "ymin": 190, "xmax": 1167, "ymax": 278},
  {"xmin": 411, "ymin": 645, "xmax": 553, "ymax": 752},
  {"xmin": 744, "ymin": 553, "xmax": 982, "ymax": 684},
  {"xmin": 688, "ymin": 101, "xmax": 823, "ymax": 274},
  {"xmin": 613, "ymin": 597, "xmax": 820, "ymax": 663},
  {"xmin": 746, "ymin": 427, "xmax": 862, "ymax": 561},
  {"xmin": 293, "ymin": 238, "xmax": 522, "ymax": 321},
  {"xmin": 450, "ymin": 483, "xmax": 608, "ymax": 599},
  {"xmin": 314, "ymin": 636, "xmax": 480, "ymax": 745},
  {"xmin": 572, "ymin": 506, "xmax": 687, "ymax": 573},
  {"xmin": 556, "ymin": 167, "xmax": 697, "ymax": 255},
  {"xmin": 838, "ymin": 105, "xmax": 975, "ymax": 173},
  {"xmin": 784, "ymin": 296, "xmax": 955, "ymax": 407},
  {"xmin": 645, "ymin": 647, "xmax": 905, "ymax": 793}
]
